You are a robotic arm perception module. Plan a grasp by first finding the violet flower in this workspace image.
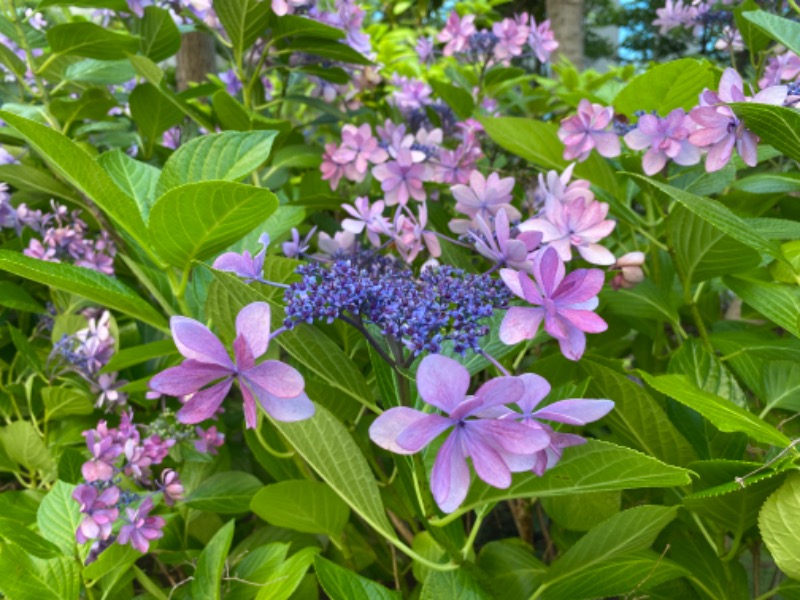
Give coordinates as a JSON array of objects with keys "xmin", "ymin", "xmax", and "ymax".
[
  {"xmin": 372, "ymin": 149, "xmax": 428, "ymax": 206},
  {"xmin": 623, "ymin": 108, "xmax": 701, "ymax": 175},
  {"xmin": 118, "ymin": 497, "xmax": 165, "ymax": 553},
  {"xmin": 534, "ymin": 163, "xmax": 594, "ymax": 207},
  {"xmin": 283, "ymin": 226, "xmax": 316, "ymax": 259},
  {"xmin": 82, "ymin": 427, "xmax": 122, "ymax": 482},
  {"xmin": 194, "ymin": 425, "xmax": 225, "ymax": 454},
  {"xmin": 449, "ymin": 171, "xmax": 520, "ymax": 234},
  {"xmin": 213, "ymin": 233, "xmax": 270, "ymax": 283},
  {"xmin": 218, "ymin": 69, "xmax": 242, "ymax": 96},
  {"xmin": 149, "ymin": 302, "xmax": 314, "ymax": 429},
  {"xmin": 492, "ymin": 16, "xmax": 529, "ymax": 62},
  {"xmin": 318, "ymin": 230, "xmax": 357, "ymax": 257},
  {"xmin": 321, "ymin": 143, "xmax": 347, "ymax": 190},
  {"xmin": 438, "ymin": 12, "xmax": 476, "ymax": 57},
  {"xmin": 334, "ymin": 124, "xmax": 388, "ymax": 182},
  {"xmin": 394, "ymin": 203, "xmax": 441, "ymax": 263},
  {"xmin": 528, "ymin": 16, "xmax": 558, "ymax": 63},
  {"xmin": 369, "ymin": 354, "xmax": 550, "ymax": 513},
  {"xmin": 499, "ymin": 247, "xmax": 607, "ymax": 360},
  {"xmin": 558, "ymin": 99, "xmax": 621, "ymax": 162},
  {"xmin": 472, "ymin": 208, "xmax": 542, "ymax": 271},
  {"xmin": 652, "ymin": 0, "xmax": 695, "ymax": 35},
  {"xmin": 759, "ymin": 51, "xmax": 800, "ymax": 89},
  {"xmin": 159, "ymin": 469, "xmax": 184, "ymax": 506},
  {"xmin": 341, "ymin": 197, "xmax": 391, "ymax": 247},
  {"xmin": 73, "ymin": 484, "xmax": 119, "ymax": 543},
  {"xmin": 519, "ymin": 197, "xmax": 616, "ymax": 266}
]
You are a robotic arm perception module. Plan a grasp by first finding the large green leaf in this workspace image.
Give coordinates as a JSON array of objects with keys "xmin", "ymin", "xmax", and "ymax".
[
  {"xmin": 477, "ymin": 540, "xmax": 546, "ymax": 599},
  {"xmin": 480, "ymin": 117, "xmax": 619, "ymax": 194},
  {"xmin": 759, "ymin": 473, "xmax": 800, "ymax": 580},
  {"xmin": 63, "ymin": 58, "xmax": 135, "ymax": 84},
  {"xmin": 139, "ymin": 6, "xmax": 181, "ymax": 62},
  {"xmin": 270, "ymin": 14, "xmax": 345, "ymax": 42},
  {"xmin": 0, "ymin": 112, "xmax": 148, "ymax": 244},
  {"xmin": 0, "ymin": 281, "xmax": 44, "ymax": 313},
  {"xmin": 129, "ymin": 83, "xmax": 184, "ymax": 157},
  {"xmin": 734, "ymin": 2, "xmax": 772, "ymax": 55},
  {"xmin": 185, "ymin": 471, "xmax": 262, "ymax": 513},
  {"xmin": 157, "ymin": 130, "xmax": 278, "ymax": 194},
  {"xmin": 272, "ymin": 404, "xmax": 398, "ymax": 546},
  {"xmin": 642, "ymin": 374, "xmax": 791, "ymax": 447},
  {"xmin": 421, "ymin": 569, "xmax": 491, "ymax": 600},
  {"xmin": 761, "ymin": 361, "xmax": 800, "ymax": 414},
  {"xmin": 255, "ymin": 546, "xmax": 319, "ymax": 600},
  {"xmin": 37, "ymin": 481, "xmax": 82, "ymax": 557},
  {"xmin": 667, "ymin": 206, "xmax": 760, "ymax": 283},
  {"xmin": 535, "ymin": 506, "xmax": 683, "ymax": 599},
  {"xmin": 0, "ymin": 544, "xmax": 79, "ymax": 600},
  {"xmin": 724, "ymin": 275, "xmax": 800, "ymax": 338},
  {"xmin": 42, "ymin": 387, "xmax": 93, "ymax": 421},
  {"xmin": 227, "ymin": 543, "xmax": 290, "ymax": 600},
  {"xmin": 100, "ymin": 339, "xmax": 177, "ymax": 373},
  {"xmin": 214, "ymin": 0, "xmax": 271, "ymax": 62},
  {"xmin": 287, "ymin": 38, "xmax": 372, "ymax": 65},
  {"xmin": 730, "ymin": 102, "xmax": 800, "ymax": 164},
  {"xmin": 148, "ymin": 181, "xmax": 278, "ymax": 267},
  {"xmin": 0, "ymin": 164, "xmax": 80, "ymax": 203},
  {"xmin": 250, "ymin": 480, "xmax": 349, "ymax": 538},
  {"xmin": 614, "ymin": 58, "xmax": 716, "ymax": 117},
  {"xmin": 192, "ymin": 520, "xmax": 235, "ymax": 600},
  {"xmin": 97, "ymin": 149, "xmax": 160, "ymax": 221},
  {"xmin": 46, "ymin": 22, "xmax": 139, "ymax": 60},
  {"xmin": 668, "ymin": 340, "xmax": 747, "ymax": 407},
  {"xmin": 733, "ymin": 173, "xmax": 800, "ymax": 194},
  {"xmin": 742, "ymin": 10, "xmax": 800, "ymax": 55},
  {"xmin": 0, "ymin": 517, "xmax": 60, "ymax": 558},
  {"xmin": 458, "ymin": 440, "xmax": 691, "ymax": 518},
  {"xmin": 0, "ymin": 251, "xmax": 166, "ymax": 329},
  {"xmin": 314, "ymin": 556, "xmax": 399, "ymax": 600},
  {"xmin": 0, "ymin": 421, "xmax": 54, "ymax": 476}
]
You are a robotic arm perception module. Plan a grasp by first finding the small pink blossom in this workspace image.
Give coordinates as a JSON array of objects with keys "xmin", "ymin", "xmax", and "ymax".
[
  {"xmin": 493, "ymin": 16, "xmax": 529, "ymax": 62},
  {"xmin": 318, "ymin": 230, "xmax": 357, "ymax": 257},
  {"xmin": 558, "ymin": 100, "xmax": 620, "ymax": 162},
  {"xmin": 623, "ymin": 108, "xmax": 701, "ymax": 175},
  {"xmin": 759, "ymin": 51, "xmax": 800, "ymax": 89},
  {"xmin": 341, "ymin": 197, "xmax": 391, "ymax": 247},
  {"xmin": 471, "ymin": 208, "xmax": 541, "ymax": 271},
  {"xmin": 611, "ymin": 251, "xmax": 646, "ymax": 290},
  {"xmin": 449, "ymin": 171, "xmax": 520, "ymax": 234},
  {"xmin": 438, "ymin": 12, "xmax": 476, "ymax": 57},
  {"xmin": 321, "ymin": 143, "xmax": 346, "ymax": 190},
  {"xmin": 394, "ymin": 203, "xmax": 441, "ymax": 263},
  {"xmin": 334, "ymin": 124, "xmax": 388, "ymax": 182},
  {"xmin": 528, "ymin": 16, "xmax": 558, "ymax": 63},
  {"xmin": 372, "ymin": 149, "xmax": 428, "ymax": 206}
]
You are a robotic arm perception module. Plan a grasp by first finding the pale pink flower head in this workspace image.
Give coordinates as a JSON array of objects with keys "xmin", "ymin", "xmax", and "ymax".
[
  {"xmin": 558, "ymin": 99, "xmax": 621, "ymax": 162},
  {"xmin": 318, "ymin": 230, "xmax": 357, "ymax": 257},
  {"xmin": 438, "ymin": 12, "xmax": 476, "ymax": 57},
  {"xmin": 492, "ymin": 17, "xmax": 530, "ymax": 62},
  {"xmin": 759, "ymin": 51, "xmax": 800, "ymax": 90},
  {"xmin": 74, "ymin": 484, "xmax": 119, "ymax": 544},
  {"xmin": 435, "ymin": 145, "xmax": 477, "ymax": 185},
  {"xmin": 149, "ymin": 303, "xmax": 314, "ymax": 429},
  {"xmin": 449, "ymin": 171, "xmax": 520, "ymax": 234},
  {"xmin": 341, "ymin": 197, "xmax": 391, "ymax": 247},
  {"xmin": 321, "ymin": 143, "xmax": 347, "ymax": 190},
  {"xmin": 394, "ymin": 203, "xmax": 441, "ymax": 263},
  {"xmin": 623, "ymin": 108, "xmax": 701, "ymax": 175},
  {"xmin": 472, "ymin": 208, "xmax": 542, "ymax": 271},
  {"xmin": 499, "ymin": 247, "xmax": 607, "ymax": 360},
  {"xmin": 369, "ymin": 354, "xmax": 550, "ymax": 513},
  {"xmin": 652, "ymin": 0, "xmax": 695, "ymax": 35},
  {"xmin": 519, "ymin": 197, "xmax": 616, "ymax": 266},
  {"xmin": 528, "ymin": 16, "xmax": 558, "ymax": 63},
  {"xmin": 535, "ymin": 163, "xmax": 594, "ymax": 207},
  {"xmin": 372, "ymin": 149, "xmax": 428, "ymax": 206},
  {"xmin": 334, "ymin": 124, "xmax": 388, "ymax": 182}
]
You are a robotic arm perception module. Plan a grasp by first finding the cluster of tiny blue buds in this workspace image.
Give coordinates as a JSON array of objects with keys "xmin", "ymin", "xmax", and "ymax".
[
  {"xmin": 408, "ymin": 103, "xmax": 458, "ymax": 135},
  {"xmin": 283, "ymin": 252, "xmax": 511, "ymax": 355},
  {"xmin": 467, "ymin": 31, "xmax": 500, "ymax": 58}
]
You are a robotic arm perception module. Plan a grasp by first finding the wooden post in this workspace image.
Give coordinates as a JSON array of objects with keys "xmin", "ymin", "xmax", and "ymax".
[
  {"xmin": 546, "ymin": 0, "xmax": 585, "ymax": 69},
  {"xmin": 176, "ymin": 31, "xmax": 216, "ymax": 91}
]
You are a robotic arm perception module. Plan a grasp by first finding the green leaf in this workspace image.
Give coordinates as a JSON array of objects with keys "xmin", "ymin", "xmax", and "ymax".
[
  {"xmin": 83, "ymin": 542, "xmax": 139, "ymax": 583},
  {"xmin": 0, "ymin": 164, "xmax": 80, "ymax": 203},
  {"xmin": 421, "ymin": 569, "xmax": 490, "ymax": 599},
  {"xmin": 626, "ymin": 174, "xmax": 780, "ymax": 259},
  {"xmin": 227, "ymin": 543, "xmax": 289, "ymax": 600},
  {"xmin": 429, "ymin": 80, "xmax": 474, "ymax": 120},
  {"xmin": 762, "ymin": 360, "xmax": 800, "ymax": 413},
  {"xmin": 725, "ymin": 275, "xmax": 800, "ymax": 338},
  {"xmin": 667, "ymin": 205, "xmax": 761, "ymax": 283},
  {"xmin": 730, "ymin": 102, "xmax": 800, "ymax": 164},
  {"xmin": 46, "ymin": 22, "xmax": 139, "ymax": 60},
  {"xmin": 97, "ymin": 149, "xmax": 161, "ymax": 221},
  {"xmin": 271, "ymin": 14, "xmax": 345, "ymax": 42},
  {"xmin": 42, "ymin": 387, "xmax": 93, "ymax": 421},
  {"xmin": 613, "ymin": 58, "xmax": 716, "ymax": 117},
  {"xmin": 668, "ymin": 339, "xmax": 747, "ymax": 407},
  {"xmin": 100, "ymin": 339, "xmax": 177, "ymax": 374},
  {"xmin": 192, "ymin": 520, "xmax": 235, "ymax": 600},
  {"xmin": 129, "ymin": 82, "xmax": 184, "ymax": 155},
  {"xmin": 742, "ymin": 10, "xmax": 800, "ymax": 55},
  {"xmin": 760, "ymin": 473, "xmax": 800, "ymax": 580},
  {"xmin": 255, "ymin": 546, "xmax": 319, "ymax": 600},
  {"xmin": 480, "ymin": 117, "xmax": 619, "ymax": 194},
  {"xmin": 37, "ymin": 481, "xmax": 82, "ymax": 557},
  {"xmin": 287, "ymin": 38, "xmax": 372, "ymax": 65},
  {"xmin": 0, "ymin": 282, "xmax": 44, "ymax": 313},
  {"xmin": 541, "ymin": 491, "xmax": 621, "ymax": 532},
  {"xmin": 0, "ymin": 421, "xmax": 54, "ymax": 475},
  {"xmin": 186, "ymin": 471, "xmax": 262, "ymax": 513},
  {"xmin": 39, "ymin": 0, "xmax": 127, "ymax": 8},
  {"xmin": 477, "ymin": 540, "xmax": 546, "ymax": 600},
  {"xmin": 314, "ymin": 555, "xmax": 399, "ymax": 600},
  {"xmin": 148, "ymin": 181, "xmax": 278, "ymax": 267},
  {"xmin": 0, "ymin": 517, "xmax": 60, "ymax": 558},
  {"xmin": 272, "ymin": 404, "xmax": 398, "ymax": 546},
  {"xmin": 735, "ymin": 3, "xmax": 772, "ymax": 54},
  {"xmin": 63, "ymin": 58, "xmax": 135, "ymax": 84},
  {"xmin": 538, "ymin": 506, "xmax": 682, "ymax": 599},
  {"xmin": 642, "ymin": 373, "xmax": 791, "ymax": 448},
  {"xmin": 140, "ymin": 6, "xmax": 181, "ymax": 61},
  {"xmin": 733, "ymin": 173, "xmax": 800, "ymax": 194},
  {"xmin": 57, "ymin": 448, "xmax": 84, "ymax": 485},
  {"xmin": 157, "ymin": 130, "xmax": 278, "ymax": 194},
  {"xmin": 0, "ymin": 251, "xmax": 167, "ymax": 329},
  {"xmin": 215, "ymin": 0, "xmax": 271, "ymax": 62},
  {"xmin": 0, "ymin": 112, "xmax": 148, "ymax": 244},
  {"xmin": 250, "ymin": 480, "xmax": 349, "ymax": 538},
  {"xmin": 459, "ymin": 440, "xmax": 691, "ymax": 518},
  {"xmin": 0, "ymin": 544, "xmax": 80, "ymax": 600},
  {"xmin": 0, "ymin": 41, "xmax": 26, "ymax": 80}
]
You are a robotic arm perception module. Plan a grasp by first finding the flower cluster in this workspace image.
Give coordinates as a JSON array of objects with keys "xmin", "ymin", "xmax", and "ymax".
[
  {"xmin": 0, "ymin": 194, "xmax": 117, "ymax": 275},
  {"xmin": 370, "ymin": 355, "xmax": 613, "ymax": 512},
  {"xmin": 653, "ymin": 0, "xmax": 739, "ymax": 51},
  {"xmin": 74, "ymin": 412, "xmax": 182, "ymax": 554},
  {"xmin": 149, "ymin": 303, "xmax": 314, "ymax": 429}
]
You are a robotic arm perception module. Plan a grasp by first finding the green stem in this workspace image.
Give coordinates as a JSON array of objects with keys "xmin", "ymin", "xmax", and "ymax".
[
  {"xmin": 461, "ymin": 502, "xmax": 493, "ymax": 559},
  {"xmin": 254, "ymin": 420, "xmax": 295, "ymax": 459}
]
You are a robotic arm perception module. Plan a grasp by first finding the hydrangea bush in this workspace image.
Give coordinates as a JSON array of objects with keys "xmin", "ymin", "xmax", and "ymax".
[{"xmin": 0, "ymin": 0, "xmax": 799, "ymax": 598}]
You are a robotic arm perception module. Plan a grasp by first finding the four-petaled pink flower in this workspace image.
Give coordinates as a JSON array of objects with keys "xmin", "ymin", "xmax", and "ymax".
[
  {"xmin": 372, "ymin": 149, "xmax": 428, "ymax": 206},
  {"xmin": 493, "ymin": 16, "xmax": 529, "ymax": 62},
  {"xmin": 334, "ymin": 124, "xmax": 388, "ymax": 182},
  {"xmin": 624, "ymin": 109, "xmax": 701, "ymax": 175},
  {"xmin": 558, "ymin": 99, "xmax": 621, "ymax": 162},
  {"xmin": 321, "ymin": 143, "xmax": 346, "ymax": 190},
  {"xmin": 394, "ymin": 203, "xmax": 441, "ymax": 263},
  {"xmin": 341, "ymin": 197, "xmax": 391, "ymax": 247},
  {"xmin": 149, "ymin": 303, "xmax": 314, "ymax": 429},
  {"xmin": 519, "ymin": 197, "xmax": 616, "ymax": 266},
  {"xmin": 118, "ymin": 496, "xmax": 165, "ymax": 553},
  {"xmin": 449, "ymin": 171, "xmax": 520, "ymax": 234},
  {"xmin": 369, "ymin": 354, "xmax": 550, "ymax": 513},
  {"xmin": 534, "ymin": 163, "xmax": 594, "ymax": 207},
  {"xmin": 499, "ymin": 247, "xmax": 607, "ymax": 360},
  {"xmin": 472, "ymin": 208, "xmax": 541, "ymax": 271},
  {"xmin": 528, "ymin": 16, "xmax": 558, "ymax": 63},
  {"xmin": 438, "ymin": 12, "xmax": 476, "ymax": 57},
  {"xmin": 73, "ymin": 484, "xmax": 119, "ymax": 543}
]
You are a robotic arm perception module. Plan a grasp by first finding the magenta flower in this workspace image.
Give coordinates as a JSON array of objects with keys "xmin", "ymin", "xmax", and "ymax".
[
  {"xmin": 688, "ymin": 68, "xmax": 787, "ymax": 172},
  {"xmin": 369, "ymin": 354, "xmax": 550, "ymax": 513},
  {"xmin": 492, "ymin": 17, "xmax": 529, "ymax": 62},
  {"xmin": 118, "ymin": 497, "xmax": 165, "ymax": 553},
  {"xmin": 416, "ymin": 36, "xmax": 434, "ymax": 64},
  {"xmin": 334, "ymin": 124, "xmax": 388, "ymax": 182},
  {"xmin": 472, "ymin": 208, "xmax": 541, "ymax": 271},
  {"xmin": 282, "ymin": 226, "xmax": 316, "ymax": 259},
  {"xmin": 73, "ymin": 484, "xmax": 119, "ymax": 543},
  {"xmin": 82, "ymin": 427, "xmax": 122, "ymax": 482},
  {"xmin": 499, "ymin": 248, "xmax": 607, "ymax": 360},
  {"xmin": 341, "ymin": 197, "xmax": 391, "ymax": 247},
  {"xmin": 438, "ymin": 12, "xmax": 476, "ymax": 57},
  {"xmin": 519, "ymin": 197, "xmax": 616, "ymax": 265},
  {"xmin": 558, "ymin": 99, "xmax": 621, "ymax": 162},
  {"xmin": 449, "ymin": 171, "xmax": 520, "ymax": 234},
  {"xmin": 213, "ymin": 233, "xmax": 270, "ymax": 282},
  {"xmin": 372, "ymin": 149, "xmax": 428, "ymax": 206},
  {"xmin": 624, "ymin": 109, "xmax": 701, "ymax": 175},
  {"xmin": 504, "ymin": 374, "xmax": 614, "ymax": 475},
  {"xmin": 528, "ymin": 16, "xmax": 558, "ymax": 63},
  {"xmin": 321, "ymin": 143, "xmax": 347, "ymax": 190},
  {"xmin": 158, "ymin": 469, "xmax": 184, "ymax": 506},
  {"xmin": 149, "ymin": 303, "xmax": 313, "ymax": 429},
  {"xmin": 394, "ymin": 203, "xmax": 441, "ymax": 263},
  {"xmin": 194, "ymin": 425, "xmax": 225, "ymax": 455},
  {"xmin": 218, "ymin": 69, "xmax": 242, "ymax": 96}
]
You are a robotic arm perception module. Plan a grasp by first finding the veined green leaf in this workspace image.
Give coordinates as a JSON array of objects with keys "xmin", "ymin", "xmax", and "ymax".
[
  {"xmin": 760, "ymin": 473, "xmax": 800, "ymax": 580},
  {"xmin": 192, "ymin": 520, "xmax": 235, "ymax": 600},
  {"xmin": 250, "ymin": 480, "xmax": 349, "ymax": 538}
]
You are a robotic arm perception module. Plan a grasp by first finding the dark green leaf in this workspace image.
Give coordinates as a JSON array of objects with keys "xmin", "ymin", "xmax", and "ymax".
[
  {"xmin": 250, "ymin": 480, "xmax": 349, "ymax": 538},
  {"xmin": 185, "ymin": 471, "xmax": 262, "ymax": 513},
  {"xmin": 129, "ymin": 82, "xmax": 184, "ymax": 154},
  {"xmin": 140, "ymin": 6, "xmax": 181, "ymax": 62},
  {"xmin": 0, "ymin": 281, "xmax": 44, "ymax": 313},
  {"xmin": 429, "ymin": 80, "xmax": 474, "ymax": 120},
  {"xmin": 47, "ymin": 22, "xmax": 140, "ymax": 60},
  {"xmin": 100, "ymin": 339, "xmax": 177, "ymax": 373},
  {"xmin": 730, "ymin": 102, "xmax": 800, "ymax": 164},
  {"xmin": 271, "ymin": 14, "xmax": 345, "ymax": 42},
  {"xmin": 42, "ymin": 387, "xmax": 93, "ymax": 421},
  {"xmin": 724, "ymin": 275, "xmax": 800, "ymax": 338},
  {"xmin": 287, "ymin": 38, "xmax": 372, "ymax": 65},
  {"xmin": 0, "ymin": 517, "xmax": 61, "ymax": 558},
  {"xmin": 314, "ymin": 555, "xmax": 400, "ymax": 600},
  {"xmin": 477, "ymin": 540, "xmax": 546, "ymax": 599},
  {"xmin": 0, "ymin": 544, "xmax": 80, "ymax": 600}
]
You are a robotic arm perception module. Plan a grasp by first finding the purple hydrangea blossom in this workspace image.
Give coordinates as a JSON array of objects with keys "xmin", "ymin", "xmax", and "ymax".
[
  {"xmin": 499, "ymin": 247, "xmax": 607, "ymax": 360},
  {"xmin": 213, "ymin": 233, "xmax": 270, "ymax": 283},
  {"xmin": 218, "ymin": 69, "xmax": 242, "ymax": 96},
  {"xmin": 492, "ymin": 16, "xmax": 529, "ymax": 62},
  {"xmin": 334, "ymin": 124, "xmax": 388, "ymax": 182},
  {"xmin": 534, "ymin": 163, "xmax": 594, "ymax": 207},
  {"xmin": 623, "ymin": 108, "xmax": 701, "ymax": 175},
  {"xmin": 341, "ymin": 197, "xmax": 391, "ymax": 247},
  {"xmin": 318, "ymin": 230, "xmax": 357, "ymax": 257},
  {"xmin": 558, "ymin": 100, "xmax": 621, "ymax": 162},
  {"xmin": 372, "ymin": 149, "xmax": 428, "ymax": 206},
  {"xmin": 369, "ymin": 354, "xmax": 551, "ymax": 513},
  {"xmin": 652, "ymin": 0, "xmax": 695, "ymax": 35},
  {"xmin": 438, "ymin": 12, "xmax": 476, "ymax": 57},
  {"xmin": 394, "ymin": 203, "xmax": 441, "ymax": 264},
  {"xmin": 471, "ymin": 208, "xmax": 542, "ymax": 271},
  {"xmin": 321, "ymin": 143, "xmax": 346, "ymax": 190},
  {"xmin": 118, "ymin": 496, "xmax": 165, "ymax": 553},
  {"xmin": 759, "ymin": 51, "xmax": 800, "ymax": 90},
  {"xmin": 449, "ymin": 171, "xmax": 520, "ymax": 234},
  {"xmin": 149, "ymin": 303, "xmax": 314, "ymax": 428},
  {"xmin": 528, "ymin": 16, "xmax": 558, "ymax": 63},
  {"xmin": 73, "ymin": 484, "xmax": 120, "ymax": 543},
  {"xmin": 194, "ymin": 425, "xmax": 225, "ymax": 454},
  {"xmin": 82, "ymin": 426, "xmax": 123, "ymax": 482},
  {"xmin": 283, "ymin": 227, "xmax": 316, "ymax": 259}
]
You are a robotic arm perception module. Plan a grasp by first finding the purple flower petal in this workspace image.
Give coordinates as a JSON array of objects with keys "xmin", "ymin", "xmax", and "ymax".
[
  {"xmin": 395, "ymin": 413, "xmax": 453, "ymax": 452},
  {"xmin": 430, "ymin": 431, "xmax": 471, "ymax": 513},
  {"xmin": 516, "ymin": 373, "xmax": 551, "ymax": 413},
  {"xmin": 417, "ymin": 354, "xmax": 470, "ymax": 414},
  {"xmin": 171, "ymin": 317, "xmax": 234, "ymax": 369},
  {"xmin": 532, "ymin": 398, "xmax": 614, "ymax": 425},
  {"xmin": 369, "ymin": 407, "xmax": 430, "ymax": 454},
  {"xmin": 149, "ymin": 361, "xmax": 232, "ymax": 396},
  {"xmin": 462, "ymin": 428, "xmax": 512, "ymax": 489},
  {"xmin": 499, "ymin": 307, "xmax": 544, "ymax": 345},
  {"xmin": 251, "ymin": 384, "xmax": 316, "ymax": 423},
  {"xmin": 472, "ymin": 376, "xmax": 525, "ymax": 411},
  {"xmin": 242, "ymin": 360, "xmax": 305, "ymax": 398},
  {"xmin": 176, "ymin": 378, "xmax": 233, "ymax": 424},
  {"xmin": 235, "ymin": 302, "xmax": 271, "ymax": 358}
]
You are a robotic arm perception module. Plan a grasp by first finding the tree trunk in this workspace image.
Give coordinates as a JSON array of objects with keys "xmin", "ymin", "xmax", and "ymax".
[
  {"xmin": 546, "ymin": 0, "xmax": 585, "ymax": 69},
  {"xmin": 176, "ymin": 31, "xmax": 216, "ymax": 92}
]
